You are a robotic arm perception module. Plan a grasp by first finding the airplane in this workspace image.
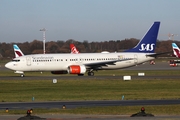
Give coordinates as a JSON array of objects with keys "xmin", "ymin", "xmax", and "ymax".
[
  {"xmin": 172, "ymin": 43, "xmax": 180, "ymax": 58},
  {"xmin": 5, "ymin": 22, "xmax": 160, "ymax": 77},
  {"xmin": 13, "ymin": 44, "xmax": 24, "ymax": 58}
]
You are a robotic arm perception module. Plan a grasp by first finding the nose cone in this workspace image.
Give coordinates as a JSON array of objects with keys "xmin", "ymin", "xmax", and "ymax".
[{"xmin": 5, "ymin": 62, "xmax": 13, "ymax": 70}]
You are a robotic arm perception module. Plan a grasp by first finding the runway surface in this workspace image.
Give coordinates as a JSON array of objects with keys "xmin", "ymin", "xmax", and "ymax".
[
  {"xmin": 1, "ymin": 61, "xmax": 180, "ymax": 119},
  {"xmin": 0, "ymin": 100, "xmax": 180, "ymax": 110}
]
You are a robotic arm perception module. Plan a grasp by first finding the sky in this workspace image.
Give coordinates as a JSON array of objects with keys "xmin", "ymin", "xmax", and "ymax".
[{"xmin": 0, "ymin": 0, "xmax": 180, "ymax": 43}]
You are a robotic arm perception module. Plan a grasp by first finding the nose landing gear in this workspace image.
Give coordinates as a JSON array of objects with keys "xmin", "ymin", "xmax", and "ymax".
[{"xmin": 20, "ymin": 74, "xmax": 25, "ymax": 77}]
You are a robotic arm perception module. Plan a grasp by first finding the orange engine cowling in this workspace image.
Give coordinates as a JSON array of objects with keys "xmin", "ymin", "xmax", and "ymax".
[{"xmin": 68, "ymin": 65, "xmax": 86, "ymax": 74}]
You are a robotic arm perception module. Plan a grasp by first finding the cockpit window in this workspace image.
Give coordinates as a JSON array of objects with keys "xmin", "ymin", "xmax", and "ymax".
[{"xmin": 12, "ymin": 59, "xmax": 20, "ymax": 62}]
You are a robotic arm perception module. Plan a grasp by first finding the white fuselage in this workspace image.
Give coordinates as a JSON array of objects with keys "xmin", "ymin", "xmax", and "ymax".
[{"xmin": 5, "ymin": 52, "xmax": 154, "ymax": 72}]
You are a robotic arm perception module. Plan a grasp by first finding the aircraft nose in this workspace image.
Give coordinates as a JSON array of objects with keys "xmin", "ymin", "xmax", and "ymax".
[{"xmin": 5, "ymin": 62, "xmax": 12, "ymax": 69}]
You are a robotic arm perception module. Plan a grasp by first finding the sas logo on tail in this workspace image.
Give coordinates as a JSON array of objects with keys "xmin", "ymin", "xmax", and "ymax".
[{"xmin": 139, "ymin": 44, "xmax": 155, "ymax": 51}]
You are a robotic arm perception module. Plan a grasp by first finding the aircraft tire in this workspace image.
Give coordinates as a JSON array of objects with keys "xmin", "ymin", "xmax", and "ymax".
[
  {"xmin": 88, "ymin": 71, "xmax": 94, "ymax": 76},
  {"xmin": 20, "ymin": 74, "xmax": 25, "ymax": 77}
]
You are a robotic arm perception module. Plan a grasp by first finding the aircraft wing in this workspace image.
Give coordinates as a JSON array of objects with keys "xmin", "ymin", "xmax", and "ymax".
[{"xmin": 84, "ymin": 58, "xmax": 133, "ymax": 68}]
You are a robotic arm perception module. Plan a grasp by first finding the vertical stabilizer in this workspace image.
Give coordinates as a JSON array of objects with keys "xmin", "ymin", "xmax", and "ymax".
[
  {"xmin": 172, "ymin": 43, "xmax": 180, "ymax": 58},
  {"xmin": 125, "ymin": 22, "xmax": 160, "ymax": 53},
  {"xmin": 13, "ymin": 44, "xmax": 24, "ymax": 58},
  {"xmin": 70, "ymin": 44, "xmax": 79, "ymax": 54}
]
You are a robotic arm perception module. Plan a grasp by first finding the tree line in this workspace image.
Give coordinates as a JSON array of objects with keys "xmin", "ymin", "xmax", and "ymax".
[{"xmin": 0, "ymin": 38, "xmax": 177, "ymax": 59}]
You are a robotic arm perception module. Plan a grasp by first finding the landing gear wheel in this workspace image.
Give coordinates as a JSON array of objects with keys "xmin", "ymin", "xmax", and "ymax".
[
  {"xmin": 20, "ymin": 74, "xmax": 25, "ymax": 77},
  {"xmin": 88, "ymin": 71, "xmax": 94, "ymax": 76}
]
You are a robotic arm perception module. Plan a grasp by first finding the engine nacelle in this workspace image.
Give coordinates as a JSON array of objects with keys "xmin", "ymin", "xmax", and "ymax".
[
  {"xmin": 67, "ymin": 65, "xmax": 86, "ymax": 74},
  {"xmin": 51, "ymin": 71, "xmax": 68, "ymax": 74}
]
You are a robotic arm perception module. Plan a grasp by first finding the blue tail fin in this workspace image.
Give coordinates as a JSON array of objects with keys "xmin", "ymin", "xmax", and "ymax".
[{"xmin": 125, "ymin": 22, "xmax": 160, "ymax": 53}]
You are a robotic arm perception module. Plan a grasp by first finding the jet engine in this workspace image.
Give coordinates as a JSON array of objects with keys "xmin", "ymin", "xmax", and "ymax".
[{"xmin": 67, "ymin": 65, "xmax": 86, "ymax": 74}]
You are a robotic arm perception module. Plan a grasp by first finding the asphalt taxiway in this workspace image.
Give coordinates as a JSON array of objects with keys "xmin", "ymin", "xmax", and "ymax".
[{"xmin": 0, "ymin": 100, "xmax": 180, "ymax": 110}]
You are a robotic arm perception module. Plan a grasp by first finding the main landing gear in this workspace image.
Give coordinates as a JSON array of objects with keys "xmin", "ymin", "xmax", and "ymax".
[{"xmin": 88, "ymin": 71, "xmax": 94, "ymax": 76}]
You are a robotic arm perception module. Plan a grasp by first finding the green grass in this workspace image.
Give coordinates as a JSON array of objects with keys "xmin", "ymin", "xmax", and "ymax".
[{"xmin": 0, "ymin": 79, "xmax": 180, "ymax": 102}]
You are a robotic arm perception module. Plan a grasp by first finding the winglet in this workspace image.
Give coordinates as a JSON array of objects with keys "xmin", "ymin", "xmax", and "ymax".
[
  {"xmin": 13, "ymin": 44, "xmax": 24, "ymax": 58},
  {"xmin": 125, "ymin": 22, "xmax": 160, "ymax": 53}
]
